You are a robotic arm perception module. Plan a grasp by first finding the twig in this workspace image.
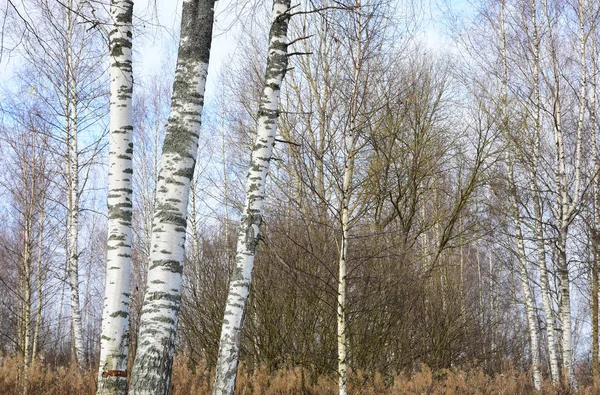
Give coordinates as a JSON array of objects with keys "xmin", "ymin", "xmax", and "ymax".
[
  {"xmin": 275, "ymin": 138, "xmax": 301, "ymax": 147},
  {"xmin": 288, "ymin": 5, "xmax": 357, "ymax": 17},
  {"xmin": 287, "ymin": 51, "xmax": 312, "ymax": 57},
  {"xmin": 287, "ymin": 35, "xmax": 314, "ymax": 46}
]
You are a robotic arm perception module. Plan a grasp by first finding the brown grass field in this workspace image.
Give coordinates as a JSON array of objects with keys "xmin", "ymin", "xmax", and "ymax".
[{"xmin": 1, "ymin": 355, "xmax": 595, "ymax": 394}]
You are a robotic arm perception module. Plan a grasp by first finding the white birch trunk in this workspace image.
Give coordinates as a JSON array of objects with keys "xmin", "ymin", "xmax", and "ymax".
[
  {"xmin": 67, "ymin": 90, "xmax": 84, "ymax": 368},
  {"xmin": 337, "ymin": 157, "xmax": 354, "ymax": 395},
  {"xmin": 21, "ymin": 194, "xmax": 33, "ymax": 395},
  {"xmin": 337, "ymin": 10, "xmax": 364, "ymax": 389},
  {"xmin": 591, "ymin": 39, "xmax": 600, "ymax": 384},
  {"xmin": 557, "ymin": 230, "xmax": 573, "ymax": 385},
  {"xmin": 128, "ymin": 1, "xmax": 215, "ymax": 393},
  {"xmin": 97, "ymin": 1, "xmax": 134, "ymax": 393},
  {"xmin": 55, "ymin": 257, "xmax": 66, "ymax": 357},
  {"xmin": 32, "ymin": 186, "xmax": 45, "ymax": 364},
  {"xmin": 532, "ymin": 189, "xmax": 560, "ymax": 383},
  {"xmin": 559, "ymin": 4, "xmax": 585, "ymax": 385},
  {"xmin": 212, "ymin": 2, "xmax": 292, "ymax": 393},
  {"xmin": 517, "ymin": 244, "xmax": 542, "ymax": 392},
  {"xmin": 527, "ymin": 0, "xmax": 560, "ymax": 383},
  {"xmin": 509, "ymin": 160, "xmax": 542, "ymax": 391},
  {"xmin": 460, "ymin": 237, "xmax": 466, "ymax": 325},
  {"xmin": 65, "ymin": 0, "xmax": 85, "ymax": 366},
  {"xmin": 488, "ymin": 247, "xmax": 495, "ymax": 354},
  {"xmin": 558, "ymin": 3, "xmax": 586, "ymax": 386},
  {"xmin": 544, "ymin": 0, "xmax": 586, "ymax": 385}
]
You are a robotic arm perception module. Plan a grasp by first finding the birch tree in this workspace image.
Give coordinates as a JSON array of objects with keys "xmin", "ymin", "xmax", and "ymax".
[
  {"xmin": 507, "ymin": 157, "xmax": 542, "ymax": 390},
  {"xmin": 129, "ymin": 75, "xmax": 171, "ymax": 366},
  {"xmin": 591, "ymin": 33, "xmax": 600, "ymax": 386},
  {"xmin": 12, "ymin": 0, "xmax": 107, "ymax": 368},
  {"xmin": 463, "ymin": 0, "xmax": 592, "ymax": 385},
  {"xmin": 212, "ymin": 1, "xmax": 292, "ymax": 393},
  {"xmin": 543, "ymin": 0, "xmax": 587, "ymax": 385},
  {"xmin": 63, "ymin": 0, "xmax": 85, "ymax": 366},
  {"xmin": 128, "ymin": 0, "xmax": 215, "ymax": 393},
  {"xmin": 97, "ymin": 0, "xmax": 134, "ymax": 393},
  {"xmin": 335, "ymin": 6, "xmax": 368, "ymax": 392},
  {"xmin": 524, "ymin": 0, "xmax": 560, "ymax": 382},
  {"xmin": 0, "ymin": 105, "xmax": 53, "ymax": 395},
  {"xmin": 499, "ymin": 1, "xmax": 554, "ymax": 386}
]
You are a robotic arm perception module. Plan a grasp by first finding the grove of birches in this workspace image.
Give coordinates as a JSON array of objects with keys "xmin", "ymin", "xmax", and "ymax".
[{"xmin": 6, "ymin": 0, "xmax": 600, "ymax": 394}]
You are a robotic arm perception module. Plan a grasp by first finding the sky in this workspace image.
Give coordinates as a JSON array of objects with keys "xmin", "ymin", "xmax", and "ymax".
[
  {"xmin": 0, "ymin": 0, "xmax": 471, "ymax": 87},
  {"xmin": 131, "ymin": 0, "xmax": 464, "ymax": 102},
  {"xmin": 133, "ymin": 0, "xmax": 252, "ymax": 102},
  {"xmin": 0, "ymin": 0, "xmax": 464, "ymax": 108}
]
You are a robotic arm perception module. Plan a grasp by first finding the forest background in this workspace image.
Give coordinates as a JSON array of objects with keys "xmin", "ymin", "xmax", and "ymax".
[{"xmin": 0, "ymin": 0, "xmax": 598, "ymax": 393}]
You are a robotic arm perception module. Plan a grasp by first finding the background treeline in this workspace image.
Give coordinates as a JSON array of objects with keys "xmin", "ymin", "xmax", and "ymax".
[{"xmin": 1, "ymin": 0, "xmax": 600, "ymax": 392}]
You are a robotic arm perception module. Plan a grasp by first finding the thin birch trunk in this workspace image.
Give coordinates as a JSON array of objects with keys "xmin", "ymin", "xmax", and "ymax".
[
  {"xmin": 337, "ymin": 139, "xmax": 356, "ymax": 395},
  {"xmin": 190, "ymin": 179, "xmax": 201, "ymax": 269},
  {"xmin": 434, "ymin": 190, "xmax": 446, "ymax": 312},
  {"xmin": 336, "ymin": 8, "xmax": 364, "ymax": 393},
  {"xmin": 83, "ymin": 229, "xmax": 98, "ymax": 357},
  {"xmin": 65, "ymin": 0, "xmax": 85, "ymax": 366},
  {"xmin": 501, "ymin": 0, "xmax": 558, "ymax": 384},
  {"xmin": 477, "ymin": 243, "xmax": 483, "ymax": 323},
  {"xmin": 508, "ymin": 159, "xmax": 542, "ymax": 391},
  {"xmin": 21, "ymin": 169, "xmax": 33, "ymax": 395},
  {"xmin": 32, "ymin": 186, "xmax": 45, "ymax": 363},
  {"xmin": 97, "ymin": 1, "xmax": 134, "ymax": 393},
  {"xmin": 544, "ymin": 0, "xmax": 586, "ymax": 385},
  {"xmin": 212, "ymin": 2, "xmax": 292, "ymax": 393},
  {"xmin": 221, "ymin": 109, "xmax": 232, "ymax": 270},
  {"xmin": 525, "ymin": 0, "xmax": 560, "ymax": 383},
  {"xmin": 591, "ymin": 35, "xmax": 599, "ymax": 386},
  {"xmin": 128, "ymin": 1, "xmax": 215, "ymax": 393},
  {"xmin": 593, "ymin": 231, "xmax": 599, "ymax": 385},
  {"xmin": 67, "ymin": 94, "xmax": 84, "ymax": 366},
  {"xmin": 534, "ymin": 191, "xmax": 559, "ymax": 382},
  {"xmin": 499, "ymin": 5, "xmax": 538, "ymax": 384},
  {"xmin": 460, "ymin": 241, "xmax": 466, "ymax": 325},
  {"xmin": 488, "ymin": 247, "xmax": 495, "ymax": 356},
  {"xmin": 23, "ymin": 256, "xmax": 31, "ymax": 393},
  {"xmin": 56, "ymin": 254, "xmax": 67, "ymax": 360},
  {"xmin": 189, "ymin": 178, "xmax": 203, "ymax": 293},
  {"xmin": 67, "ymin": 99, "xmax": 84, "ymax": 367}
]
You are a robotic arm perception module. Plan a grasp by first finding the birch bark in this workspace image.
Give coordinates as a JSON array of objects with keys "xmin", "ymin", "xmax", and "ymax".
[
  {"xmin": 337, "ymin": 151, "xmax": 354, "ymax": 395},
  {"xmin": 527, "ymin": 0, "xmax": 560, "ymax": 383},
  {"xmin": 508, "ymin": 159, "xmax": 542, "ymax": 391},
  {"xmin": 543, "ymin": 0, "xmax": 587, "ymax": 385},
  {"xmin": 128, "ymin": 1, "xmax": 215, "ymax": 394},
  {"xmin": 337, "ymin": 10, "xmax": 364, "ymax": 392},
  {"xmin": 32, "ymin": 185, "xmax": 45, "ymax": 364},
  {"xmin": 212, "ymin": 1, "xmax": 292, "ymax": 393},
  {"xmin": 592, "ymin": 39, "xmax": 600, "ymax": 385},
  {"xmin": 64, "ymin": 0, "xmax": 85, "ymax": 367},
  {"xmin": 97, "ymin": 1, "xmax": 134, "ymax": 393},
  {"xmin": 500, "ymin": 2, "xmax": 555, "ymax": 384},
  {"xmin": 531, "ymin": 186, "xmax": 559, "ymax": 383},
  {"xmin": 19, "ymin": 146, "xmax": 36, "ymax": 395}
]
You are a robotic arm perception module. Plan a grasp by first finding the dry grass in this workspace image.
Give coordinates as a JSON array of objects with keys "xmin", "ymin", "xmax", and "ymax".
[
  {"xmin": 0, "ymin": 356, "xmax": 96, "ymax": 395},
  {"xmin": 0, "ymin": 355, "xmax": 595, "ymax": 394}
]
